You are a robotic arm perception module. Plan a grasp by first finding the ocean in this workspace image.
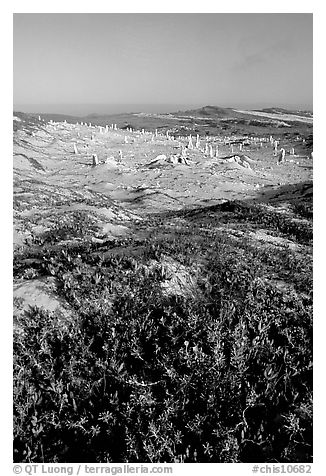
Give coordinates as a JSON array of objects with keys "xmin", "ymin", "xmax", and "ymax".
[{"xmin": 13, "ymin": 103, "xmax": 203, "ymax": 116}]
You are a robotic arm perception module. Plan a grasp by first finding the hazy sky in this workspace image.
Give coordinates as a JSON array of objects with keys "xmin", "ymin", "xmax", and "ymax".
[{"xmin": 13, "ymin": 13, "xmax": 313, "ymax": 113}]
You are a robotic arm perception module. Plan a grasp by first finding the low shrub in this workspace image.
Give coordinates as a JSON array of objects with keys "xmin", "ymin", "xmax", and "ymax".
[{"xmin": 13, "ymin": 200, "xmax": 313, "ymax": 463}]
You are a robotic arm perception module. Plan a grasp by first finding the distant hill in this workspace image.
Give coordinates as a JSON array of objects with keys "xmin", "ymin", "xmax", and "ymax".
[
  {"xmin": 177, "ymin": 105, "xmax": 312, "ymax": 120},
  {"xmin": 14, "ymin": 105, "xmax": 313, "ymax": 124},
  {"xmin": 180, "ymin": 105, "xmax": 234, "ymax": 118}
]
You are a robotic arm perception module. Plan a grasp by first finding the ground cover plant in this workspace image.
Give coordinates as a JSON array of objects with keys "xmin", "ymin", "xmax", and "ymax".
[{"xmin": 13, "ymin": 198, "xmax": 312, "ymax": 463}]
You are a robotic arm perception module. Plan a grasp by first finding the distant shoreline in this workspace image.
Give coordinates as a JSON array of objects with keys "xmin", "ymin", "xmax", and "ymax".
[{"xmin": 13, "ymin": 103, "xmax": 313, "ymax": 116}]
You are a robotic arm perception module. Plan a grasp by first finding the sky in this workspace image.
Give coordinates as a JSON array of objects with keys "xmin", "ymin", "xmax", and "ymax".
[{"xmin": 13, "ymin": 13, "xmax": 313, "ymax": 114}]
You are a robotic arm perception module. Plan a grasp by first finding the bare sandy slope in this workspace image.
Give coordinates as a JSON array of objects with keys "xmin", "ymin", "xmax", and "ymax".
[{"xmin": 233, "ymin": 109, "xmax": 313, "ymax": 124}]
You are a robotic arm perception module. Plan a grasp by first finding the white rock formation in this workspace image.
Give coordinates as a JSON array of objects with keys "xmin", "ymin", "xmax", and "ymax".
[
  {"xmin": 277, "ymin": 148, "xmax": 286, "ymax": 165},
  {"xmin": 105, "ymin": 156, "xmax": 116, "ymax": 165},
  {"xmin": 155, "ymin": 154, "xmax": 167, "ymax": 161},
  {"xmin": 92, "ymin": 154, "xmax": 99, "ymax": 166}
]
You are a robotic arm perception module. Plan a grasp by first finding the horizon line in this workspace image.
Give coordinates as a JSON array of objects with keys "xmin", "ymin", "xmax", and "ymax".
[{"xmin": 13, "ymin": 102, "xmax": 313, "ymax": 113}]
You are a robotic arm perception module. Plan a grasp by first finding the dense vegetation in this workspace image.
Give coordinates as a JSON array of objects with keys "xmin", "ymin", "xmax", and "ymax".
[{"xmin": 13, "ymin": 200, "xmax": 312, "ymax": 463}]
